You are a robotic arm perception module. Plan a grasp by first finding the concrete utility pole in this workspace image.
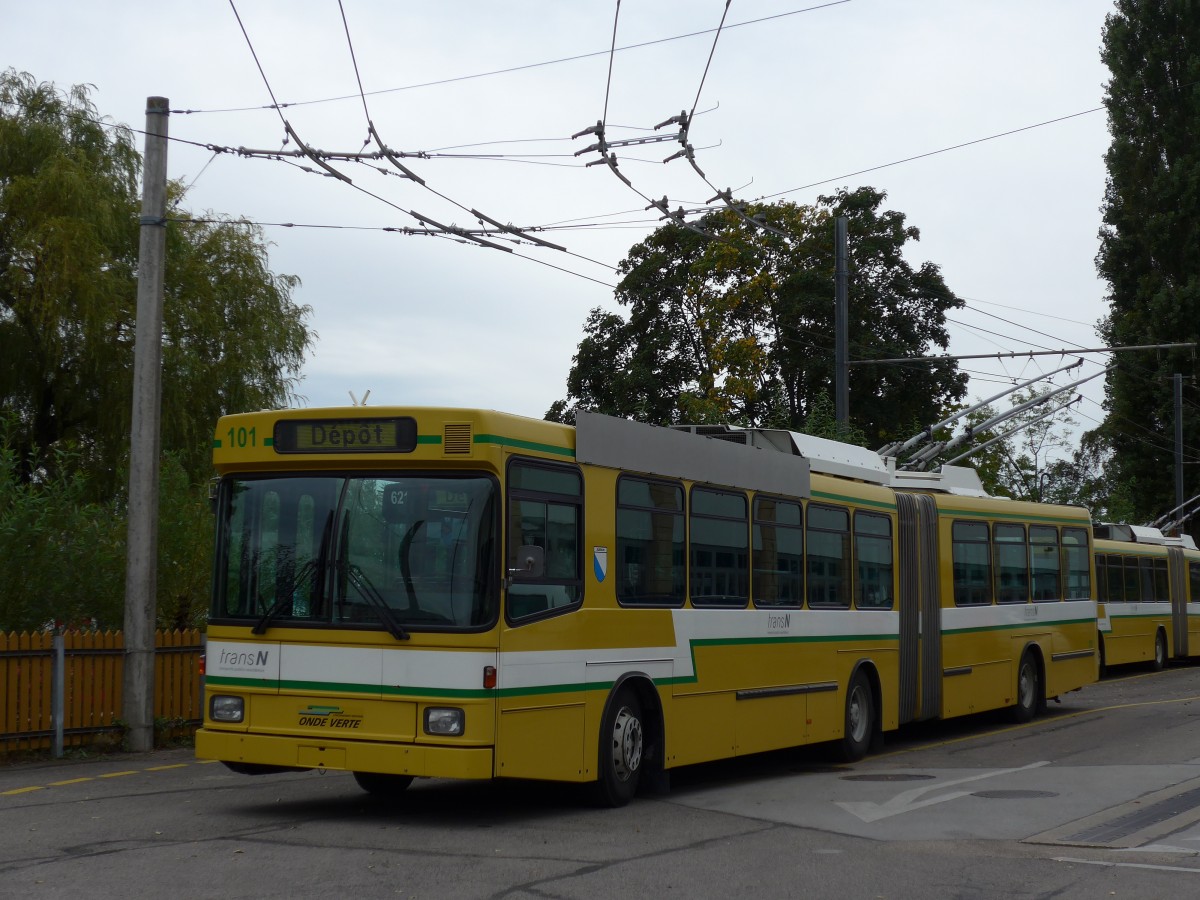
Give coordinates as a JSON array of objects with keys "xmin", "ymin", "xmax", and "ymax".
[
  {"xmin": 834, "ymin": 216, "xmax": 849, "ymax": 424},
  {"xmin": 122, "ymin": 97, "xmax": 169, "ymax": 752},
  {"xmin": 1176, "ymin": 373, "xmax": 1185, "ymax": 512}
]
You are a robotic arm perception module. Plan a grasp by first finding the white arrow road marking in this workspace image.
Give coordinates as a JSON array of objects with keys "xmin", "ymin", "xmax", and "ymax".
[{"xmin": 837, "ymin": 761, "xmax": 1051, "ymax": 823}]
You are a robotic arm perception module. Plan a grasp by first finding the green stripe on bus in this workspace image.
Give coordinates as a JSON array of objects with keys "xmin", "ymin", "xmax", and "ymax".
[
  {"xmin": 211, "ymin": 438, "xmax": 273, "ymax": 448},
  {"xmin": 473, "ymin": 433, "xmax": 575, "ymax": 458},
  {"xmin": 937, "ymin": 506, "xmax": 1088, "ymax": 526},
  {"xmin": 943, "ymin": 617, "xmax": 1096, "ymax": 636},
  {"xmin": 417, "ymin": 435, "xmax": 442, "ymax": 445},
  {"xmin": 691, "ymin": 633, "xmax": 898, "ymax": 648},
  {"xmin": 810, "ymin": 490, "xmax": 896, "ymax": 511}
]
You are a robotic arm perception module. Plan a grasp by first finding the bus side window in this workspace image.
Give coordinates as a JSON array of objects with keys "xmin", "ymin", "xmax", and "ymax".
[
  {"xmin": 1061, "ymin": 527, "xmax": 1091, "ymax": 600},
  {"xmin": 1190, "ymin": 560, "xmax": 1200, "ymax": 603},
  {"xmin": 1139, "ymin": 557, "xmax": 1157, "ymax": 603},
  {"xmin": 689, "ymin": 487, "xmax": 748, "ymax": 608},
  {"xmin": 807, "ymin": 504, "xmax": 850, "ymax": 609},
  {"xmin": 616, "ymin": 476, "xmax": 685, "ymax": 607},
  {"xmin": 1122, "ymin": 555, "xmax": 1140, "ymax": 602},
  {"xmin": 854, "ymin": 511, "xmax": 894, "ymax": 609},
  {"xmin": 1030, "ymin": 525, "xmax": 1059, "ymax": 602},
  {"xmin": 506, "ymin": 459, "xmax": 583, "ymax": 622},
  {"xmin": 1152, "ymin": 557, "xmax": 1169, "ymax": 602},
  {"xmin": 1096, "ymin": 554, "xmax": 1114, "ymax": 601},
  {"xmin": 753, "ymin": 497, "xmax": 803, "ymax": 608},
  {"xmin": 994, "ymin": 523, "xmax": 1029, "ymax": 604},
  {"xmin": 952, "ymin": 521, "xmax": 991, "ymax": 606}
]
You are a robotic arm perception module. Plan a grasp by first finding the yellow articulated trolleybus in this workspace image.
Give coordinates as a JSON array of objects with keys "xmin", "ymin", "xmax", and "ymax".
[
  {"xmin": 195, "ymin": 407, "xmax": 1098, "ymax": 805},
  {"xmin": 1093, "ymin": 523, "xmax": 1200, "ymax": 671}
]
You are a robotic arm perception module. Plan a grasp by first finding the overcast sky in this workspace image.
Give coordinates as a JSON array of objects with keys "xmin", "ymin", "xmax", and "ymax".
[{"xmin": 4, "ymin": 1, "xmax": 1118, "ymax": 436}]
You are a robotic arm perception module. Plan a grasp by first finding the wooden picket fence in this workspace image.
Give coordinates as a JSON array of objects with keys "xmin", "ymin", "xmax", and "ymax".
[{"xmin": 0, "ymin": 629, "xmax": 204, "ymax": 755}]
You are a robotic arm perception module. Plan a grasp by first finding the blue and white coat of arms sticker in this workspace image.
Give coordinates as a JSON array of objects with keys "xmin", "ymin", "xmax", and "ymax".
[{"xmin": 593, "ymin": 546, "xmax": 608, "ymax": 582}]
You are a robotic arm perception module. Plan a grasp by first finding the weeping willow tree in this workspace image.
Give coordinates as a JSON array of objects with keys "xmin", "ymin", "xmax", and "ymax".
[
  {"xmin": 0, "ymin": 69, "xmax": 313, "ymax": 497},
  {"xmin": 0, "ymin": 70, "xmax": 314, "ymax": 630}
]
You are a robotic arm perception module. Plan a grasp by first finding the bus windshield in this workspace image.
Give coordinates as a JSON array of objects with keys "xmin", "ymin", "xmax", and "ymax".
[{"xmin": 213, "ymin": 474, "xmax": 498, "ymax": 632}]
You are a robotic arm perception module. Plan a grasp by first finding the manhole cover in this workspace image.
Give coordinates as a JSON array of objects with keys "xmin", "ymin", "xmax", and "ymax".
[
  {"xmin": 841, "ymin": 773, "xmax": 935, "ymax": 782},
  {"xmin": 972, "ymin": 789, "xmax": 1058, "ymax": 799}
]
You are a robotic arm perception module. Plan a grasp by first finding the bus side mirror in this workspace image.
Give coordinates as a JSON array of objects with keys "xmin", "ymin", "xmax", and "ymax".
[
  {"xmin": 207, "ymin": 477, "xmax": 219, "ymax": 514},
  {"xmin": 508, "ymin": 545, "xmax": 545, "ymax": 582}
]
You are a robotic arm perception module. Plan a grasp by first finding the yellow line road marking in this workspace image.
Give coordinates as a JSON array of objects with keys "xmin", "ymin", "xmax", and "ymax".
[{"xmin": 3, "ymin": 760, "xmax": 219, "ymax": 798}]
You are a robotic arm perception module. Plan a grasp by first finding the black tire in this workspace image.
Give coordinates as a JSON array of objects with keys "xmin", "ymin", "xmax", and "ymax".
[
  {"xmin": 1151, "ymin": 630, "xmax": 1167, "ymax": 672},
  {"xmin": 352, "ymin": 771, "xmax": 414, "ymax": 799},
  {"xmin": 1012, "ymin": 651, "xmax": 1040, "ymax": 723},
  {"xmin": 594, "ymin": 688, "xmax": 644, "ymax": 807},
  {"xmin": 838, "ymin": 670, "xmax": 874, "ymax": 762}
]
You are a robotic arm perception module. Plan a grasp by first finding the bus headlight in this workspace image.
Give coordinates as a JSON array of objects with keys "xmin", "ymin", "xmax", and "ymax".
[
  {"xmin": 424, "ymin": 707, "xmax": 464, "ymax": 736},
  {"xmin": 210, "ymin": 695, "xmax": 245, "ymax": 723}
]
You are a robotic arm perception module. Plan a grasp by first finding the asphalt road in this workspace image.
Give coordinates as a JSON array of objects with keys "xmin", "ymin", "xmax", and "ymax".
[{"xmin": 3, "ymin": 663, "xmax": 1200, "ymax": 899}]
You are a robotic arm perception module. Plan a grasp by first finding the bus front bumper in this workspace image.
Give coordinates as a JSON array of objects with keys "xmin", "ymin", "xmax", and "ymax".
[{"xmin": 196, "ymin": 728, "xmax": 495, "ymax": 780}]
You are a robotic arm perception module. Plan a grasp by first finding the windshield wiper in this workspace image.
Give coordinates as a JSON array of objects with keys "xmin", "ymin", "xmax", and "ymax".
[
  {"xmin": 344, "ymin": 562, "xmax": 410, "ymax": 641},
  {"xmin": 398, "ymin": 519, "xmax": 426, "ymax": 609},
  {"xmin": 252, "ymin": 559, "xmax": 319, "ymax": 635}
]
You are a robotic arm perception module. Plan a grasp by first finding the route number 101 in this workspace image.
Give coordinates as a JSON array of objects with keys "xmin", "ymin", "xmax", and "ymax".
[{"xmin": 227, "ymin": 426, "xmax": 257, "ymax": 448}]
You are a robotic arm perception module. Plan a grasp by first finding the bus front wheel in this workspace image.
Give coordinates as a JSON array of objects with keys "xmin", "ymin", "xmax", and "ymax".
[{"xmin": 594, "ymin": 688, "xmax": 644, "ymax": 807}]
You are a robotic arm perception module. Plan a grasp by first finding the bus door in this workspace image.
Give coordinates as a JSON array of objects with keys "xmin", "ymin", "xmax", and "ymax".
[
  {"xmin": 896, "ymin": 492, "xmax": 941, "ymax": 723},
  {"xmin": 1168, "ymin": 546, "xmax": 1189, "ymax": 658},
  {"xmin": 494, "ymin": 458, "xmax": 590, "ymax": 784}
]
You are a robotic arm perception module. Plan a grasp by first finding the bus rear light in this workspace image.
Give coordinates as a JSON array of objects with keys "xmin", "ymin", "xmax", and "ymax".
[{"xmin": 483, "ymin": 665, "xmax": 497, "ymax": 689}]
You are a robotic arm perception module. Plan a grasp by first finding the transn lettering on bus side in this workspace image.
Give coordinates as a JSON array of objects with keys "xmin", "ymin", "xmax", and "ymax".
[
  {"xmin": 306, "ymin": 423, "xmax": 390, "ymax": 449},
  {"xmin": 220, "ymin": 648, "xmax": 269, "ymax": 667},
  {"xmin": 767, "ymin": 612, "xmax": 792, "ymax": 634}
]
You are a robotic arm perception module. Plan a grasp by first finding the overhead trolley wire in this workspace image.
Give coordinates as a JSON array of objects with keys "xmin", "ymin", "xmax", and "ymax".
[
  {"xmin": 180, "ymin": 2, "xmax": 854, "ymax": 115},
  {"xmin": 223, "ymin": 0, "xmax": 618, "ymax": 291}
]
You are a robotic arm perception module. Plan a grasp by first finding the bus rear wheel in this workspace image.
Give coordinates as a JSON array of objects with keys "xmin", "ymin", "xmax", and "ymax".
[
  {"xmin": 352, "ymin": 771, "xmax": 414, "ymax": 799},
  {"xmin": 838, "ymin": 671, "xmax": 874, "ymax": 762},
  {"xmin": 1151, "ymin": 630, "xmax": 1167, "ymax": 672},
  {"xmin": 1012, "ymin": 652, "xmax": 1040, "ymax": 723},
  {"xmin": 594, "ymin": 688, "xmax": 644, "ymax": 807}
]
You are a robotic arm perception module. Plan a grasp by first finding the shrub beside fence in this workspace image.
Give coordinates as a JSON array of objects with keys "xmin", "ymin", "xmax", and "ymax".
[{"xmin": 0, "ymin": 629, "xmax": 204, "ymax": 755}]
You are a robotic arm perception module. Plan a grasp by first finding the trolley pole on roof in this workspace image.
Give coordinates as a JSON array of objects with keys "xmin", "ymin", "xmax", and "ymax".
[
  {"xmin": 834, "ymin": 216, "xmax": 849, "ymax": 424},
  {"xmin": 122, "ymin": 96, "xmax": 169, "ymax": 753}
]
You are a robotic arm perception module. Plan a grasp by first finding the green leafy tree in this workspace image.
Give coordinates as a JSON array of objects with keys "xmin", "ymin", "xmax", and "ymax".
[
  {"xmin": 988, "ymin": 390, "xmax": 1083, "ymax": 502},
  {"xmin": 0, "ymin": 433, "xmax": 125, "ymax": 631},
  {"xmin": 1041, "ymin": 431, "xmax": 1136, "ymax": 522},
  {"xmin": 1095, "ymin": 2, "xmax": 1200, "ymax": 526},
  {"xmin": 0, "ymin": 70, "xmax": 312, "ymax": 495},
  {"xmin": 0, "ymin": 421, "xmax": 211, "ymax": 632},
  {"xmin": 549, "ymin": 188, "xmax": 967, "ymax": 447},
  {"xmin": 0, "ymin": 71, "xmax": 312, "ymax": 630},
  {"xmin": 909, "ymin": 390, "xmax": 1116, "ymax": 515}
]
